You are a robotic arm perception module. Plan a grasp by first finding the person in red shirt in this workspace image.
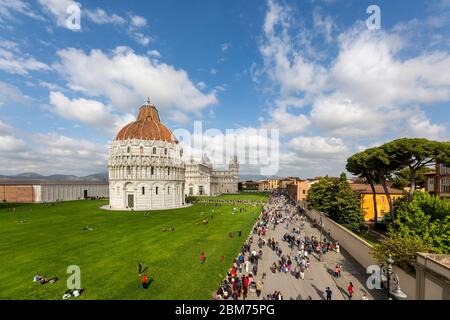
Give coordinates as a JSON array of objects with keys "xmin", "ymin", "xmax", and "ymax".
[
  {"xmin": 347, "ymin": 282, "xmax": 354, "ymax": 299},
  {"xmin": 242, "ymin": 276, "xmax": 248, "ymax": 299},
  {"xmin": 141, "ymin": 274, "xmax": 148, "ymax": 289},
  {"xmin": 200, "ymin": 251, "xmax": 206, "ymax": 264},
  {"xmin": 231, "ymin": 266, "xmax": 237, "ymax": 277}
]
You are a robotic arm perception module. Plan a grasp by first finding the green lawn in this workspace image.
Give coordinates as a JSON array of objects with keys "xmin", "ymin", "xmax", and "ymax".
[
  {"xmin": 191, "ymin": 192, "xmax": 269, "ymax": 203},
  {"xmin": 0, "ymin": 193, "xmax": 266, "ymax": 300}
]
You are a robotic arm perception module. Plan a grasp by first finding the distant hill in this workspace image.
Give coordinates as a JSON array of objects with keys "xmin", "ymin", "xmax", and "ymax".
[
  {"xmin": 238, "ymin": 174, "xmax": 282, "ymax": 182},
  {"xmin": 0, "ymin": 172, "xmax": 109, "ymax": 182}
]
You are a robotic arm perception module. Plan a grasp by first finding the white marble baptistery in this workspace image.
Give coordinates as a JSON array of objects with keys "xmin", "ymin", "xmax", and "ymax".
[{"xmin": 108, "ymin": 100, "xmax": 185, "ymax": 210}]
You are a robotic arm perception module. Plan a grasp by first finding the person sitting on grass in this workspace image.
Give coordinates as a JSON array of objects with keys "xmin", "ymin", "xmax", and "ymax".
[
  {"xmin": 62, "ymin": 289, "xmax": 72, "ymax": 300},
  {"xmin": 49, "ymin": 275, "xmax": 58, "ymax": 283},
  {"xmin": 200, "ymin": 251, "xmax": 206, "ymax": 264},
  {"xmin": 33, "ymin": 275, "xmax": 42, "ymax": 282},
  {"xmin": 141, "ymin": 274, "xmax": 153, "ymax": 289}
]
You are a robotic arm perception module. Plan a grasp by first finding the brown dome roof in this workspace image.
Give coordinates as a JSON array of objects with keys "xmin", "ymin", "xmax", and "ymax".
[{"xmin": 115, "ymin": 103, "xmax": 178, "ymax": 143}]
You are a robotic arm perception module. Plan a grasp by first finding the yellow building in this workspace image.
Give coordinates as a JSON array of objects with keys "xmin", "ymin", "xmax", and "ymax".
[
  {"xmin": 351, "ymin": 184, "xmax": 404, "ymax": 222},
  {"xmin": 267, "ymin": 179, "xmax": 279, "ymax": 190}
]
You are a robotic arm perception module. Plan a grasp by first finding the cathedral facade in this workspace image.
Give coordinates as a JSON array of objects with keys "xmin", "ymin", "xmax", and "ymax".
[{"xmin": 184, "ymin": 156, "xmax": 239, "ymax": 197}]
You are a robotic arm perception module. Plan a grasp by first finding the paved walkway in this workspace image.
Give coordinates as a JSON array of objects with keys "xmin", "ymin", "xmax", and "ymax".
[{"xmin": 236, "ymin": 195, "xmax": 386, "ymax": 300}]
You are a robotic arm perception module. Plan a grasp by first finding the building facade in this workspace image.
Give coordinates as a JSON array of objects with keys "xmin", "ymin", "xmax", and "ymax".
[
  {"xmin": 425, "ymin": 163, "xmax": 450, "ymax": 199},
  {"xmin": 184, "ymin": 156, "xmax": 239, "ymax": 196},
  {"xmin": 279, "ymin": 177, "xmax": 299, "ymax": 190},
  {"xmin": 241, "ymin": 180, "xmax": 259, "ymax": 191},
  {"xmin": 258, "ymin": 180, "xmax": 270, "ymax": 191},
  {"xmin": 350, "ymin": 184, "xmax": 404, "ymax": 221},
  {"xmin": 108, "ymin": 101, "xmax": 185, "ymax": 210},
  {"xmin": 286, "ymin": 180, "xmax": 319, "ymax": 202},
  {"xmin": 258, "ymin": 179, "xmax": 280, "ymax": 191},
  {"xmin": 0, "ymin": 180, "xmax": 108, "ymax": 203}
]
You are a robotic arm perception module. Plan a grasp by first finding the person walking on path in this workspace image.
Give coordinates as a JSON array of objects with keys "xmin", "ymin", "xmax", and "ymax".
[
  {"xmin": 347, "ymin": 282, "xmax": 354, "ymax": 300},
  {"xmin": 138, "ymin": 260, "xmax": 142, "ymax": 276},
  {"xmin": 325, "ymin": 287, "xmax": 332, "ymax": 301},
  {"xmin": 256, "ymin": 280, "xmax": 262, "ymax": 298},
  {"xmin": 334, "ymin": 264, "xmax": 341, "ymax": 278}
]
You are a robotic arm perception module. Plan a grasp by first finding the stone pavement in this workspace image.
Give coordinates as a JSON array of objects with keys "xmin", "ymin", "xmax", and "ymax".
[{"xmin": 238, "ymin": 195, "xmax": 386, "ymax": 301}]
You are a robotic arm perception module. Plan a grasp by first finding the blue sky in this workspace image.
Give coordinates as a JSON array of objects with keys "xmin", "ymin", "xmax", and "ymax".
[{"xmin": 0, "ymin": 0, "xmax": 449, "ymax": 177}]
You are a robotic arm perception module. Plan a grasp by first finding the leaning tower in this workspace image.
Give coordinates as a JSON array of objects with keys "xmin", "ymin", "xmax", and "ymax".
[{"xmin": 228, "ymin": 155, "xmax": 239, "ymax": 193}]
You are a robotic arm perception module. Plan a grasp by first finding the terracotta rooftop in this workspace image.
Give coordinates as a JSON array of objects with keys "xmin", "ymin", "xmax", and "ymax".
[
  {"xmin": 115, "ymin": 102, "xmax": 178, "ymax": 143},
  {"xmin": 350, "ymin": 183, "xmax": 404, "ymax": 195}
]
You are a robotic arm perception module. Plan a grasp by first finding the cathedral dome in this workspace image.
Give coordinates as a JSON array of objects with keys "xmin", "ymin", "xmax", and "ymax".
[{"xmin": 115, "ymin": 100, "xmax": 178, "ymax": 143}]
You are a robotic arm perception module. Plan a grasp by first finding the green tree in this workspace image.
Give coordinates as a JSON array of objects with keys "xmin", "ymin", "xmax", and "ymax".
[
  {"xmin": 365, "ymin": 147, "xmax": 398, "ymax": 221},
  {"xmin": 382, "ymin": 138, "xmax": 445, "ymax": 202},
  {"xmin": 390, "ymin": 192, "xmax": 450, "ymax": 253},
  {"xmin": 391, "ymin": 166, "xmax": 433, "ymax": 190},
  {"xmin": 307, "ymin": 174, "xmax": 365, "ymax": 234},
  {"xmin": 347, "ymin": 149, "xmax": 380, "ymax": 221},
  {"xmin": 371, "ymin": 234, "xmax": 440, "ymax": 274}
]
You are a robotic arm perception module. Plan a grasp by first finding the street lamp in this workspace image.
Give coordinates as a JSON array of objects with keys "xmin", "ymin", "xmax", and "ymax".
[
  {"xmin": 386, "ymin": 255, "xmax": 393, "ymax": 300},
  {"xmin": 380, "ymin": 255, "xmax": 408, "ymax": 300}
]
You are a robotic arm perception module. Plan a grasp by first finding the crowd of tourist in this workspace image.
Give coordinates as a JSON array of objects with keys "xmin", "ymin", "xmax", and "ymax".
[{"xmin": 215, "ymin": 190, "xmax": 357, "ymax": 301}]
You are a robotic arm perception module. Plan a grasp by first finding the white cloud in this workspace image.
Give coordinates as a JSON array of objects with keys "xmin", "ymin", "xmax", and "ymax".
[
  {"xmin": 54, "ymin": 46, "xmax": 217, "ymax": 115},
  {"xmin": 0, "ymin": 47, "xmax": 49, "ymax": 75},
  {"xmin": 0, "ymin": 135, "xmax": 26, "ymax": 152},
  {"xmin": 258, "ymin": 0, "xmax": 449, "ymax": 143},
  {"xmin": 0, "ymin": 0, "xmax": 44, "ymax": 22},
  {"xmin": 0, "ymin": 123, "xmax": 108, "ymax": 175},
  {"xmin": 331, "ymin": 28, "xmax": 450, "ymax": 107},
  {"xmin": 288, "ymin": 136, "xmax": 350, "ymax": 159},
  {"xmin": 260, "ymin": 106, "xmax": 310, "ymax": 135},
  {"xmin": 84, "ymin": 8, "xmax": 126, "ymax": 25},
  {"xmin": 404, "ymin": 110, "xmax": 447, "ymax": 140},
  {"xmin": 38, "ymin": 0, "xmax": 80, "ymax": 28},
  {"xmin": 147, "ymin": 50, "xmax": 161, "ymax": 58},
  {"xmin": 313, "ymin": 9, "xmax": 334, "ymax": 43},
  {"xmin": 130, "ymin": 32, "xmax": 151, "ymax": 46},
  {"xmin": 48, "ymin": 91, "xmax": 135, "ymax": 134},
  {"xmin": 0, "ymin": 119, "xmax": 12, "ymax": 135},
  {"xmin": 221, "ymin": 43, "xmax": 232, "ymax": 52},
  {"xmin": 259, "ymin": 0, "xmax": 327, "ymax": 96},
  {"xmin": 197, "ymin": 81, "xmax": 207, "ymax": 90},
  {"xmin": 130, "ymin": 15, "xmax": 147, "ymax": 28},
  {"xmin": 168, "ymin": 110, "xmax": 190, "ymax": 124},
  {"xmin": 0, "ymin": 82, "xmax": 32, "ymax": 106}
]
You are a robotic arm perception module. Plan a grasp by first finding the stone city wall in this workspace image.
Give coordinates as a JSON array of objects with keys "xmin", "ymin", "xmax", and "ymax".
[{"xmin": 304, "ymin": 208, "xmax": 417, "ymax": 300}]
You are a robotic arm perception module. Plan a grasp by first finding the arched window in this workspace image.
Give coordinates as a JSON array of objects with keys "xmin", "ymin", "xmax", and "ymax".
[
  {"xmin": 151, "ymin": 166, "xmax": 154, "ymax": 175},
  {"xmin": 140, "ymin": 146, "xmax": 144, "ymax": 155},
  {"xmin": 142, "ymin": 187, "xmax": 145, "ymax": 195},
  {"xmin": 153, "ymin": 147, "xmax": 156, "ymax": 154},
  {"xmin": 168, "ymin": 168, "xmax": 170, "ymax": 176},
  {"xmin": 155, "ymin": 186, "xmax": 159, "ymax": 195},
  {"xmin": 167, "ymin": 186, "xmax": 170, "ymax": 194},
  {"xmin": 127, "ymin": 146, "xmax": 131, "ymax": 153},
  {"xmin": 164, "ymin": 148, "xmax": 167, "ymax": 155},
  {"xmin": 126, "ymin": 166, "xmax": 131, "ymax": 176}
]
